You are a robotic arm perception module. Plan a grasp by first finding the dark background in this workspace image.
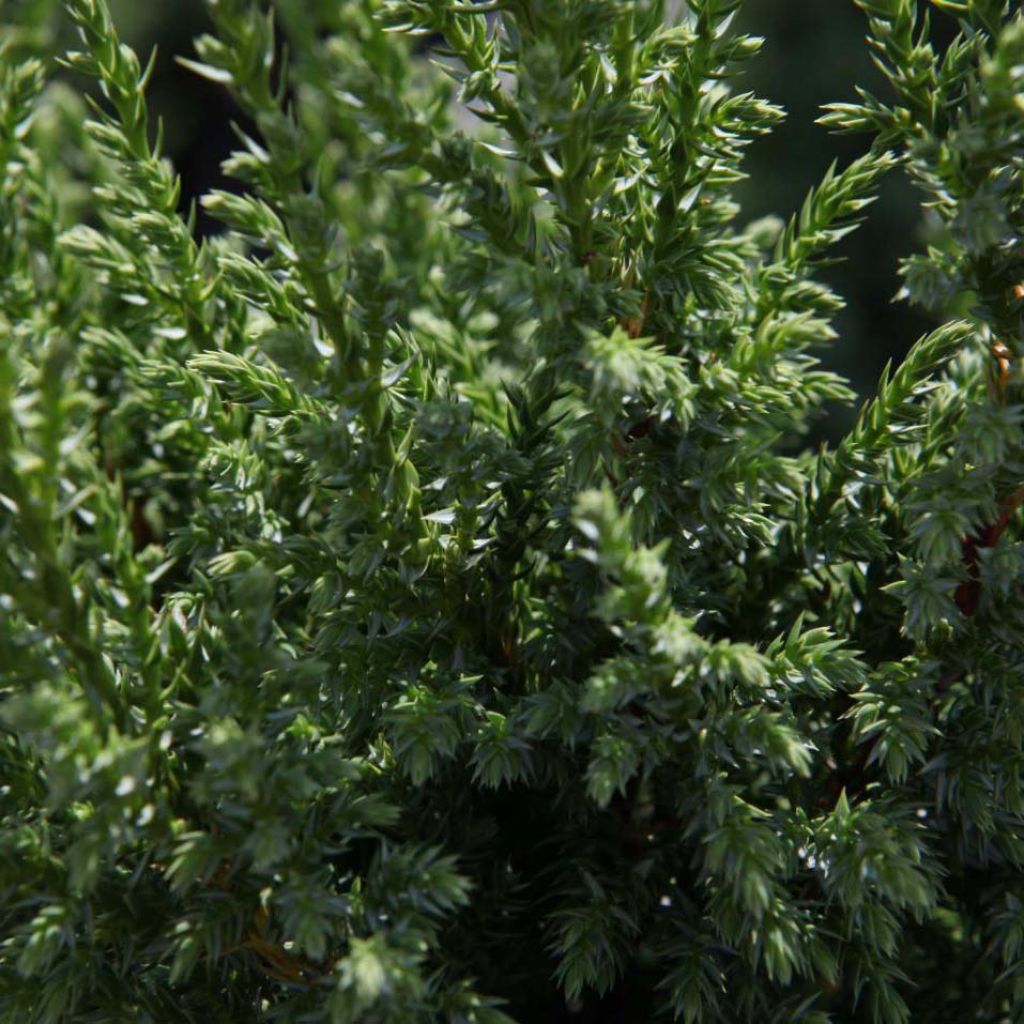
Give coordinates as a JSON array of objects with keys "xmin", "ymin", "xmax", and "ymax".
[{"xmin": 100, "ymin": 0, "xmax": 954, "ymax": 437}]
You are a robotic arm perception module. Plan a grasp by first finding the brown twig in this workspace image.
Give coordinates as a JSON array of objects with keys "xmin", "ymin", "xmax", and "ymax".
[
  {"xmin": 621, "ymin": 290, "xmax": 650, "ymax": 340},
  {"xmin": 238, "ymin": 934, "xmax": 313, "ymax": 986},
  {"xmin": 954, "ymin": 484, "xmax": 1024, "ymax": 617},
  {"xmin": 602, "ymin": 291, "xmax": 655, "ymax": 492}
]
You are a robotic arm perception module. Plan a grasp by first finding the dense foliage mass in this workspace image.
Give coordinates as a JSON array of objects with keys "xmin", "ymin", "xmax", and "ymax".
[{"xmin": 3, "ymin": 0, "xmax": 1024, "ymax": 1020}]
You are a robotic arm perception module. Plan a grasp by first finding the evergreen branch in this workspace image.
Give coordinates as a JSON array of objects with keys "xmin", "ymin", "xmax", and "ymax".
[
  {"xmin": 769, "ymin": 151, "xmax": 896, "ymax": 281},
  {"xmin": 62, "ymin": 0, "xmax": 215, "ymax": 339},
  {"xmin": 190, "ymin": 3, "xmax": 357, "ymax": 375},
  {"xmin": 815, "ymin": 319, "xmax": 973, "ymax": 523}
]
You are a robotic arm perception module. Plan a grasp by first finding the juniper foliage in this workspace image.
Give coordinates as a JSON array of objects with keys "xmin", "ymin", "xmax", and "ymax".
[{"xmin": 2, "ymin": 0, "xmax": 1024, "ymax": 1021}]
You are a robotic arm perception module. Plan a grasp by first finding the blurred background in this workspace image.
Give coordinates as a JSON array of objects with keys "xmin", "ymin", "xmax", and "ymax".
[{"xmin": 93, "ymin": 0, "xmax": 953, "ymax": 438}]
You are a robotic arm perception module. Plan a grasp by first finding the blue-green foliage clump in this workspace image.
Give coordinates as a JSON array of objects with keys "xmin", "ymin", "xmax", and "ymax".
[{"xmin": 2, "ymin": 0, "xmax": 1024, "ymax": 1020}]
